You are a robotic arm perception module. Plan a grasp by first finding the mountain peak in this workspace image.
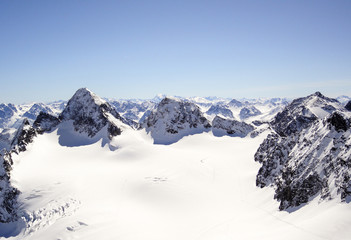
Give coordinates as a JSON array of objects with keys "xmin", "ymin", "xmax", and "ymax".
[
  {"xmin": 70, "ymin": 88, "xmax": 106, "ymax": 106},
  {"xmin": 59, "ymin": 88, "xmax": 131, "ymax": 139},
  {"xmin": 313, "ymin": 91, "xmax": 323, "ymax": 97}
]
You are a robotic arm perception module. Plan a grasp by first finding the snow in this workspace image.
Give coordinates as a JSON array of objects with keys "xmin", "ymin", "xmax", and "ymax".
[{"xmin": 1, "ymin": 127, "xmax": 350, "ymax": 240}]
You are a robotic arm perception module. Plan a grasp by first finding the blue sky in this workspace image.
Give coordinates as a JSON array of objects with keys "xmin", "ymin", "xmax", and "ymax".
[{"xmin": 1, "ymin": 0, "xmax": 350, "ymax": 103}]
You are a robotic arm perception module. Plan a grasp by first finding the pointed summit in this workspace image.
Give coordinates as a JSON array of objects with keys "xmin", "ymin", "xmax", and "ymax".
[
  {"xmin": 60, "ymin": 88, "xmax": 132, "ymax": 139},
  {"xmin": 272, "ymin": 91, "xmax": 344, "ymax": 136}
]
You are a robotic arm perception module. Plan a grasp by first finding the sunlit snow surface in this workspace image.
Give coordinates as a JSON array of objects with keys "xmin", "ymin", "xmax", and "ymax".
[{"xmin": 4, "ymin": 129, "xmax": 351, "ymax": 240}]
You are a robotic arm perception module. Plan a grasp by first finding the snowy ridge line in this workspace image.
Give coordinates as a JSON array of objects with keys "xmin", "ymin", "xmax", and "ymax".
[{"xmin": 21, "ymin": 197, "xmax": 80, "ymax": 236}]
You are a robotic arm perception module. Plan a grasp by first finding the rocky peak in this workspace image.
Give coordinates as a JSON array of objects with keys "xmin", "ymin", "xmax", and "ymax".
[
  {"xmin": 33, "ymin": 112, "xmax": 60, "ymax": 133},
  {"xmin": 60, "ymin": 88, "xmax": 132, "ymax": 139},
  {"xmin": 143, "ymin": 97, "xmax": 211, "ymax": 144},
  {"xmin": 212, "ymin": 116, "xmax": 254, "ymax": 137},
  {"xmin": 271, "ymin": 91, "xmax": 342, "ymax": 136},
  {"xmin": 255, "ymin": 92, "xmax": 351, "ymax": 211},
  {"xmin": 10, "ymin": 119, "xmax": 37, "ymax": 153}
]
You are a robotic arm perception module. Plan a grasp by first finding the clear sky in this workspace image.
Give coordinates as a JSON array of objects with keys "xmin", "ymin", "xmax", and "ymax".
[{"xmin": 1, "ymin": 0, "xmax": 350, "ymax": 103}]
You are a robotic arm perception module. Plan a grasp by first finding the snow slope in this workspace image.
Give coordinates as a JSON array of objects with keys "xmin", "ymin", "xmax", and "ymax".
[{"xmin": 0, "ymin": 128, "xmax": 349, "ymax": 240}]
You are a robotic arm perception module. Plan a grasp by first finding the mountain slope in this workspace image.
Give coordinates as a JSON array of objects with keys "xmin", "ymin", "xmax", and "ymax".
[
  {"xmin": 143, "ymin": 97, "xmax": 211, "ymax": 144},
  {"xmin": 58, "ymin": 88, "xmax": 134, "ymax": 147},
  {"xmin": 255, "ymin": 92, "xmax": 351, "ymax": 210}
]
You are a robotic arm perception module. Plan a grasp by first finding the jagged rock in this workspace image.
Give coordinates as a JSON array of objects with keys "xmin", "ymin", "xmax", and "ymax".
[
  {"xmin": 11, "ymin": 119, "xmax": 37, "ymax": 153},
  {"xmin": 0, "ymin": 151, "xmax": 19, "ymax": 223},
  {"xmin": 33, "ymin": 112, "xmax": 61, "ymax": 133},
  {"xmin": 345, "ymin": 100, "xmax": 351, "ymax": 111},
  {"xmin": 327, "ymin": 112, "xmax": 349, "ymax": 132},
  {"xmin": 271, "ymin": 92, "xmax": 341, "ymax": 137},
  {"xmin": 143, "ymin": 97, "xmax": 211, "ymax": 144},
  {"xmin": 239, "ymin": 106, "xmax": 261, "ymax": 120},
  {"xmin": 255, "ymin": 92, "xmax": 351, "ymax": 211},
  {"xmin": 212, "ymin": 116, "xmax": 254, "ymax": 137},
  {"xmin": 60, "ymin": 88, "xmax": 133, "ymax": 139}
]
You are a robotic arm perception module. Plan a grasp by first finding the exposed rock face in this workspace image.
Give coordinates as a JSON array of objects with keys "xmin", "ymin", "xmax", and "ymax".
[
  {"xmin": 212, "ymin": 116, "xmax": 254, "ymax": 137},
  {"xmin": 345, "ymin": 100, "xmax": 351, "ymax": 111},
  {"xmin": 0, "ymin": 151, "xmax": 19, "ymax": 223},
  {"xmin": 206, "ymin": 104, "xmax": 234, "ymax": 119},
  {"xmin": 143, "ymin": 97, "xmax": 211, "ymax": 144},
  {"xmin": 33, "ymin": 112, "xmax": 60, "ymax": 133},
  {"xmin": 60, "ymin": 88, "xmax": 133, "ymax": 139},
  {"xmin": 271, "ymin": 92, "xmax": 340, "ymax": 137},
  {"xmin": 11, "ymin": 119, "xmax": 37, "ymax": 153},
  {"xmin": 255, "ymin": 92, "xmax": 351, "ymax": 211},
  {"xmin": 239, "ymin": 106, "xmax": 261, "ymax": 120}
]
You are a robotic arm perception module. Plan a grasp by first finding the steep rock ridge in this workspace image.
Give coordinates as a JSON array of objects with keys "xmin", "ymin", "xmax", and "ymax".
[
  {"xmin": 143, "ymin": 97, "xmax": 211, "ymax": 144},
  {"xmin": 255, "ymin": 92, "xmax": 350, "ymax": 210},
  {"xmin": 10, "ymin": 119, "xmax": 37, "ymax": 153},
  {"xmin": 271, "ymin": 92, "xmax": 340, "ymax": 137},
  {"xmin": 0, "ymin": 120, "xmax": 38, "ymax": 223},
  {"xmin": 212, "ymin": 116, "xmax": 254, "ymax": 137},
  {"xmin": 33, "ymin": 112, "xmax": 60, "ymax": 134},
  {"xmin": 0, "ymin": 151, "xmax": 19, "ymax": 223},
  {"xmin": 60, "ymin": 88, "xmax": 133, "ymax": 140}
]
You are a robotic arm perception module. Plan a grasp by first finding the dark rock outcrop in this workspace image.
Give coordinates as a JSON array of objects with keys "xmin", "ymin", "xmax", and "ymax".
[
  {"xmin": 143, "ymin": 97, "xmax": 211, "ymax": 144},
  {"xmin": 212, "ymin": 116, "xmax": 254, "ymax": 137},
  {"xmin": 33, "ymin": 112, "xmax": 61, "ymax": 133},
  {"xmin": 0, "ymin": 151, "xmax": 20, "ymax": 223},
  {"xmin": 255, "ymin": 92, "xmax": 351, "ymax": 211},
  {"xmin": 345, "ymin": 100, "xmax": 351, "ymax": 111},
  {"xmin": 60, "ymin": 88, "xmax": 134, "ymax": 139}
]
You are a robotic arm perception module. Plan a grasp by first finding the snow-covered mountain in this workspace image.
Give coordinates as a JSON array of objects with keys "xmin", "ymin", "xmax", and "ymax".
[
  {"xmin": 60, "ymin": 88, "xmax": 134, "ymax": 139},
  {"xmin": 206, "ymin": 104, "xmax": 234, "ymax": 120},
  {"xmin": 107, "ymin": 99, "xmax": 156, "ymax": 123},
  {"xmin": 142, "ymin": 97, "xmax": 212, "ymax": 144},
  {"xmin": 0, "ymin": 102, "xmax": 65, "ymax": 131},
  {"xmin": 212, "ymin": 116, "xmax": 255, "ymax": 137},
  {"xmin": 255, "ymin": 92, "xmax": 351, "ymax": 210},
  {"xmin": 1, "ymin": 90, "xmax": 351, "ymax": 239}
]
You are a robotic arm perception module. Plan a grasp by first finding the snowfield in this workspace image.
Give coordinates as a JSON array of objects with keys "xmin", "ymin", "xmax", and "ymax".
[{"xmin": 0, "ymin": 127, "xmax": 349, "ymax": 240}]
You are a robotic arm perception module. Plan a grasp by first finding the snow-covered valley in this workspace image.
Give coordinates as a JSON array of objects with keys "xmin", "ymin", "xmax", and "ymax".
[{"xmin": 3, "ymin": 128, "xmax": 351, "ymax": 240}]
